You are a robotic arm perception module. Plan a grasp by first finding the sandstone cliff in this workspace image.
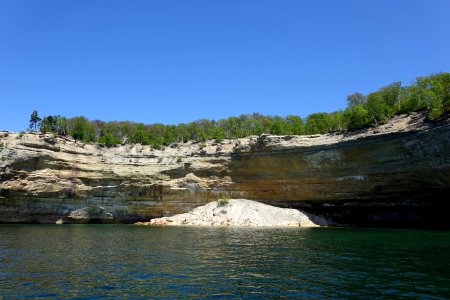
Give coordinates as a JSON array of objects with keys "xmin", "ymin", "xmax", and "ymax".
[{"xmin": 1, "ymin": 111, "xmax": 449, "ymax": 227}]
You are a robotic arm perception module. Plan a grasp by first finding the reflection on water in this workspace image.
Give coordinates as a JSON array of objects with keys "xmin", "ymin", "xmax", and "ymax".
[{"xmin": 1, "ymin": 225, "xmax": 450, "ymax": 299}]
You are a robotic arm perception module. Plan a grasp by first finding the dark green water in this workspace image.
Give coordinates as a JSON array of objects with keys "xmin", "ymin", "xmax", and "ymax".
[{"xmin": 1, "ymin": 225, "xmax": 449, "ymax": 299}]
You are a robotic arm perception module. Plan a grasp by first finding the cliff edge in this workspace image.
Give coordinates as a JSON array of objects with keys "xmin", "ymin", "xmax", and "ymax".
[{"xmin": 1, "ymin": 111, "xmax": 449, "ymax": 227}]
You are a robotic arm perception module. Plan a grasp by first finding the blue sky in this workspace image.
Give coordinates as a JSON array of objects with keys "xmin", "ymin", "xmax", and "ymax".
[{"xmin": 0, "ymin": 0, "xmax": 449, "ymax": 131}]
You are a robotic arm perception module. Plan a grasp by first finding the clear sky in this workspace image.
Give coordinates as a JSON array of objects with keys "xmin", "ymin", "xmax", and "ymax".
[{"xmin": 0, "ymin": 0, "xmax": 449, "ymax": 131}]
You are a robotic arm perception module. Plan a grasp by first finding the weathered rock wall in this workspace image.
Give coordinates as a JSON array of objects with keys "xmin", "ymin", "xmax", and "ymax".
[
  {"xmin": 0, "ymin": 132, "xmax": 235, "ymax": 223},
  {"xmin": 1, "ymin": 112, "xmax": 449, "ymax": 227},
  {"xmin": 228, "ymin": 126, "xmax": 450, "ymax": 227}
]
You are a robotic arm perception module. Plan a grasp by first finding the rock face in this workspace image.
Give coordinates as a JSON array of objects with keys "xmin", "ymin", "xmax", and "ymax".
[
  {"xmin": 137, "ymin": 199, "xmax": 326, "ymax": 227},
  {"xmin": 1, "ymin": 112, "xmax": 450, "ymax": 227}
]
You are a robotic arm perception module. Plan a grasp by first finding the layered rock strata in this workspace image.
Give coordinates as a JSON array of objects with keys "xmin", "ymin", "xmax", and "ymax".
[{"xmin": 1, "ymin": 111, "xmax": 449, "ymax": 227}]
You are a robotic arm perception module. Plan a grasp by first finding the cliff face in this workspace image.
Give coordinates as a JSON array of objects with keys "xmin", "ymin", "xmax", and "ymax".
[{"xmin": 1, "ymin": 112, "xmax": 449, "ymax": 227}]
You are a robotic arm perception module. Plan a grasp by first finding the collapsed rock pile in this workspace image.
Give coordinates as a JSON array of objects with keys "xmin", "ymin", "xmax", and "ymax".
[{"xmin": 136, "ymin": 199, "xmax": 327, "ymax": 227}]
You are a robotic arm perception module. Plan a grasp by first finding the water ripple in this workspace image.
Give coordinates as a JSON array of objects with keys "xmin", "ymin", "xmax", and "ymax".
[{"xmin": 0, "ymin": 225, "xmax": 449, "ymax": 299}]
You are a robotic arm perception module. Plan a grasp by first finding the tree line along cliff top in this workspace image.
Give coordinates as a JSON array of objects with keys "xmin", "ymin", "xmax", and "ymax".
[{"xmin": 25, "ymin": 72, "xmax": 450, "ymax": 148}]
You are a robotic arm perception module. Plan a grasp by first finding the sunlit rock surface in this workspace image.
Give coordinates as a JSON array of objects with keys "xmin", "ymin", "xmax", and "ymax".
[
  {"xmin": 1, "ymin": 112, "xmax": 449, "ymax": 227},
  {"xmin": 136, "ymin": 199, "xmax": 327, "ymax": 227}
]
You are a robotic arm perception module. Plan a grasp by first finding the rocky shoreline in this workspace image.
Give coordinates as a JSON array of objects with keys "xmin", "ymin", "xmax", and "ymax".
[{"xmin": 1, "ymin": 111, "xmax": 450, "ymax": 227}]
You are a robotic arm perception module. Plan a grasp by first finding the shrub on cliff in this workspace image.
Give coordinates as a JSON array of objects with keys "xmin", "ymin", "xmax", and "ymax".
[
  {"xmin": 98, "ymin": 132, "xmax": 121, "ymax": 147},
  {"xmin": 218, "ymin": 198, "xmax": 229, "ymax": 207}
]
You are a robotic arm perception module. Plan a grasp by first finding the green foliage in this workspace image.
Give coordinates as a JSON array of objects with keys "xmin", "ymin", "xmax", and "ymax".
[
  {"xmin": 129, "ymin": 123, "xmax": 150, "ymax": 145},
  {"xmin": 98, "ymin": 132, "xmax": 121, "ymax": 147},
  {"xmin": 218, "ymin": 198, "xmax": 229, "ymax": 207},
  {"xmin": 26, "ymin": 72, "xmax": 449, "ymax": 144},
  {"xmin": 0, "ymin": 142, "xmax": 4, "ymax": 148},
  {"xmin": 176, "ymin": 156, "xmax": 182, "ymax": 163},
  {"xmin": 327, "ymin": 110, "xmax": 347, "ymax": 132},
  {"xmin": 305, "ymin": 113, "xmax": 331, "ymax": 134},
  {"xmin": 29, "ymin": 110, "xmax": 42, "ymax": 132},
  {"xmin": 419, "ymin": 73, "xmax": 450, "ymax": 120},
  {"xmin": 157, "ymin": 157, "xmax": 163, "ymax": 163},
  {"xmin": 40, "ymin": 115, "xmax": 68, "ymax": 135},
  {"xmin": 344, "ymin": 105, "xmax": 370, "ymax": 129},
  {"xmin": 379, "ymin": 82, "xmax": 402, "ymax": 108},
  {"xmin": 428, "ymin": 98, "xmax": 444, "ymax": 121},
  {"xmin": 365, "ymin": 92, "xmax": 394, "ymax": 125},
  {"xmin": 69, "ymin": 116, "xmax": 96, "ymax": 142},
  {"xmin": 19, "ymin": 131, "xmax": 25, "ymax": 137},
  {"xmin": 347, "ymin": 93, "xmax": 367, "ymax": 107},
  {"xmin": 285, "ymin": 115, "xmax": 304, "ymax": 135}
]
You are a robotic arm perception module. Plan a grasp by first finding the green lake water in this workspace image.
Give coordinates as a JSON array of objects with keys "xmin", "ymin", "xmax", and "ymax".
[{"xmin": 1, "ymin": 225, "xmax": 449, "ymax": 299}]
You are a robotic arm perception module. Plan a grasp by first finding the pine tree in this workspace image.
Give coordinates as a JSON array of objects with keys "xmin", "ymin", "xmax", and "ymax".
[{"xmin": 29, "ymin": 110, "xmax": 42, "ymax": 132}]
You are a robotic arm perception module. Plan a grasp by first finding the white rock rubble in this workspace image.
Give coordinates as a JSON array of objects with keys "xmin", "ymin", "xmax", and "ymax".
[{"xmin": 137, "ymin": 199, "xmax": 327, "ymax": 227}]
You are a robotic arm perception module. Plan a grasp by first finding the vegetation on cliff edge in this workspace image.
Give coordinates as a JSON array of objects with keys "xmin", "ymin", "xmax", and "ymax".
[{"xmin": 29, "ymin": 72, "xmax": 449, "ymax": 147}]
